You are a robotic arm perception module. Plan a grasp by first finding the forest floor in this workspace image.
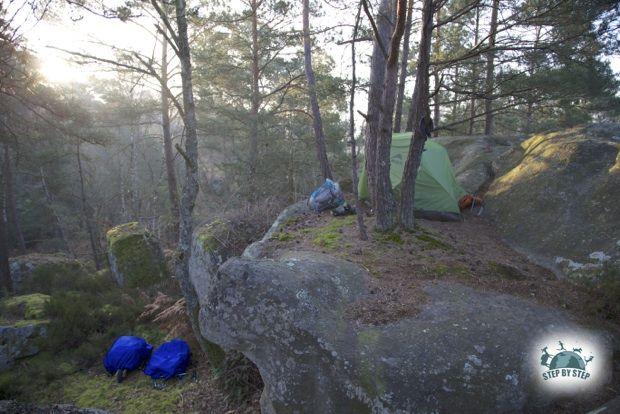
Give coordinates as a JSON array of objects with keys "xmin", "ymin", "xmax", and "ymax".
[{"xmin": 268, "ymin": 210, "xmax": 619, "ymax": 329}]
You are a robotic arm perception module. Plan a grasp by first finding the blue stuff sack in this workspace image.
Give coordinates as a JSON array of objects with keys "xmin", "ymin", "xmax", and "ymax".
[
  {"xmin": 309, "ymin": 179, "xmax": 345, "ymax": 212},
  {"xmin": 144, "ymin": 339, "xmax": 191, "ymax": 380},
  {"xmin": 103, "ymin": 336, "xmax": 153, "ymax": 374}
]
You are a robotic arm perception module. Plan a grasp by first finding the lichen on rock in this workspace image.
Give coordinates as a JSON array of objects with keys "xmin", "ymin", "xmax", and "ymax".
[
  {"xmin": 0, "ymin": 322, "xmax": 48, "ymax": 371},
  {"xmin": 486, "ymin": 125, "xmax": 620, "ymax": 271},
  {"xmin": 9, "ymin": 253, "xmax": 88, "ymax": 294},
  {"xmin": 106, "ymin": 222, "xmax": 168, "ymax": 288}
]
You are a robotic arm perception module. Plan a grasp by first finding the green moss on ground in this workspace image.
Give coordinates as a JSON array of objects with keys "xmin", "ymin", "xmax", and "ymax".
[
  {"xmin": 374, "ymin": 231, "xmax": 404, "ymax": 245},
  {"xmin": 59, "ymin": 372, "xmax": 199, "ymax": 414},
  {"xmin": 488, "ymin": 262, "xmax": 527, "ymax": 280},
  {"xmin": 430, "ymin": 263, "xmax": 470, "ymax": 278},
  {"xmin": 416, "ymin": 234, "xmax": 451, "ymax": 251}
]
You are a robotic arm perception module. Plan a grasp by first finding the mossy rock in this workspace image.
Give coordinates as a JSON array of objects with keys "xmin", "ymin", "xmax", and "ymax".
[
  {"xmin": 9, "ymin": 254, "xmax": 89, "ymax": 294},
  {"xmin": 486, "ymin": 124, "xmax": 620, "ymax": 265},
  {"xmin": 2, "ymin": 293, "xmax": 50, "ymax": 320},
  {"xmin": 106, "ymin": 222, "xmax": 168, "ymax": 288}
]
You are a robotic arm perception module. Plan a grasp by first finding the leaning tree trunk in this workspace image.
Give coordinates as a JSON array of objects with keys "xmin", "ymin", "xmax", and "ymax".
[
  {"xmin": 400, "ymin": 0, "xmax": 434, "ymax": 230},
  {"xmin": 375, "ymin": 0, "xmax": 408, "ymax": 232},
  {"xmin": 303, "ymin": 0, "xmax": 333, "ymax": 181},
  {"xmin": 173, "ymin": 0, "xmax": 205, "ymax": 354},
  {"xmin": 0, "ymin": 158, "xmax": 12, "ymax": 295},
  {"xmin": 40, "ymin": 167, "xmax": 75, "ymax": 257},
  {"xmin": 524, "ymin": 23, "xmax": 542, "ymax": 134},
  {"xmin": 364, "ymin": 0, "xmax": 394, "ymax": 208},
  {"xmin": 468, "ymin": 4, "xmax": 480, "ymax": 135},
  {"xmin": 349, "ymin": 5, "xmax": 368, "ymax": 241},
  {"xmin": 160, "ymin": 27, "xmax": 180, "ymax": 240},
  {"xmin": 432, "ymin": 6, "xmax": 441, "ymax": 138},
  {"xmin": 484, "ymin": 0, "xmax": 500, "ymax": 135},
  {"xmin": 393, "ymin": 0, "xmax": 414, "ymax": 133},
  {"xmin": 249, "ymin": 0, "xmax": 261, "ymax": 193},
  {"xmin": 3, "ymin": 143, "xmax": 25, "ymax": 254},
  {"xmin": 76, "ymin": 141, "xmax": 103, "ymax": 270}
]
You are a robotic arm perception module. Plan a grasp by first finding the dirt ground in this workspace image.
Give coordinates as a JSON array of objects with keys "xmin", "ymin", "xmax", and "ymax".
[{"xmin": 267, "ymin": 209, "xmax": 619, "ymax": 331}]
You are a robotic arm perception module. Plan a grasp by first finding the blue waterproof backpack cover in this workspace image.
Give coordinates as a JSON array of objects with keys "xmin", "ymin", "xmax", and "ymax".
[
  {"xmin": 103, "ymin": 336, "xmax": 153, "ymax": 374},
  {"xmin": 144, "ymin": 339, "xmax": 191, "ymax": 380},
  {"xmin": 309, "ymin": 179, "xmax": 345, "ymax": 212}
]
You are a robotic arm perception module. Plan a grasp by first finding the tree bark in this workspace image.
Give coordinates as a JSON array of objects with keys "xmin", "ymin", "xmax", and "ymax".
[
  {"xmin": 3, "ymin": 143, "xmax": 25, "ymax": 254},
  {"xmin": 76, "ymin": 141, "xmax": 102, "ymax": 270},
  {"xmin": 524, "ymin": 23, "xmax": 542, "ymax": 135},
  {"xmin": 349, "ymin": 5, "xmax": 368, "ymax": 241},
  {"xmin": 249, "ymin": 0, "xmax": 261, "ymax": 191},
  {"xmin": 0, "ymin": 159, "xmax": 12, "ymax": 294},
  {"xmin": 452, "ymin": 66, "xmax": 459, "ymax": 118},
  {"xmin": 393, "ymin": 0, "xmax": 414, "ymax": 133},
  {"xmin": 160, "ymin": 26, "xmax": 180, "ymax": 239},
  {"xmin": 303, "ymin": 0, "xmax": 333, "ymax": 181},
  {"xmin": 40, "ymin": 167, "xmax": 75, "ymax": 257},
  {"xmin": 364, "ymin": 0, "xmax": 395, "ymax": 208},
  {"xmin": 400, "ymin": 0, "xmax": 434, "ymax": 230},
  {"xmin": 173, "ymin": 0, "xmax": 205, "ymax": 353},
  {"xmin": 375, "ymin": 0, "xmax": 408, "ymax": 232},
  {"xmin": 468, "ymin": 4, "xmax": 480, "ymax": 135},
  {"xmin": 432, "ymin": 6, "xmax": 442, "ymax": 137},
  {"xmin": 484, "ymin": 0, "xmax": 500, "ymax": 135}
]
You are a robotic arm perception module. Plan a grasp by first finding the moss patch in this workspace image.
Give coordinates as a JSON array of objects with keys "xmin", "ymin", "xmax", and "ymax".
[
  {"xmin": 107, "ymin": 222, "xmax": 167, "ymax": 288},
  {"xmin": 277, "ymin": 215, "xmax": 357, "ymax": 250},
  {"xmin": 374, "ymin": 231, "xmax": 404, "ymax": 245},
  {"xmin": 416, "ymin": 234, "xmax": 452, "ymax": 251},
  {"xmin": 59, "ymin": 372, "xmax": 198, "ymax": 414},
  {"xmin": 488, "ymin": 262, "xmax": 527, "ymax": 280},
  {"xmin": 3, "ymin": 293, "xmax": 50, "ymax": 320}
]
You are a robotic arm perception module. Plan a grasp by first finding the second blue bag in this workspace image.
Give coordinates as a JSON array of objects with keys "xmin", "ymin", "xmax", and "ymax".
[{"xmin": 144, "ymin": 338, "xmax": 191, "ymax": 380}]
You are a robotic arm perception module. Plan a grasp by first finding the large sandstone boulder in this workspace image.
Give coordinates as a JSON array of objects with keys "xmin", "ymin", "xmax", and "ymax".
[
  {"xmin": 0, "ymin": 294, "xmax": 50, "ymax": 371},
  {"xmin": 434, "ymin": 135, "xmax": 520, "ymax": 193},
  {"xmin": 9, "ymin": 253, "xmax": 86, "ymax": 293},
  {"xmin": 195, "ymin": 249, "xmax": 612, "ymax": 413},
  {"xmin": 189, "ymin": 200, "xmax": 614, "ymax": 413},
  {"xmin": 106, "ymin": 222, "xmax": 168, "ymax": 288},
  {"xmin": 0, "ymin": 322, "xmax": 48, "ymax": 371},
  {"xmin": 486, "ymin": 124, "xmax": 620, "ymax": 271}
]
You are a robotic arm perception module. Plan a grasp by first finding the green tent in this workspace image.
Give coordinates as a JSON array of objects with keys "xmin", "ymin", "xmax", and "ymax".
[{"xmin": 358, "ymin": 133, "xmax": 466, "ymax": 214}]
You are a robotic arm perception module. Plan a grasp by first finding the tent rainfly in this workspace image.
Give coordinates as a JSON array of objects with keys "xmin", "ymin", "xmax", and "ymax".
[{"xmin": 358, "ymin": 133, "xmax": 466, "ymax": 220}]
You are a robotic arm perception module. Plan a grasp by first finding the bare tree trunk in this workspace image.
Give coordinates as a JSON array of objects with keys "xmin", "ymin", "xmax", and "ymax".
[
  {"xmin": 484, "ymin": 0, "xmax": 500, "ymax": 135},
  {"xmin": 364, "ymin": 0, "xmax": 394, "ymax": 208},
  {"xmin": 0, "ymin": 162, "xmax": 12, "ymax": 294},
  {"xmin": 394, "ymin": 0, "xmax": 414, "ymax": 133},
  {"xmin": 129, "ymin": 130, "xmax": 138, "ymax": 219},
  {"xmin": 76, "ymin": 141, "xmax": 102, "ymax": 270},
  {"xmin": 349, "ymin": 5, "xmax": 368, "ymax": 241},
  {"xmin": 452, "ymin": 66, "xmax": 459, "ymax": 118},
  {"xmin": 303, "ymin": 0, "xmax": 333, "ymax": 181},
  {"xmin": 160, "ymin": 26, "xmax": 180, "ymax": 239},
  {"xmin": 173, "ymin": 0, "xmax": 206, "ymax": 354},
  {"xmin": 375, "ymin": 0, "xmax": 408, "ymax": 232},
  {"xmin": 524, "ymin": 24, "xmax": 542, "ymax": 135},
  {"xmin": 400, "ymin": 0, "xmax": 434, "ymax": 230},
  {"xmin": 432, "ymin": 5, "xmax": 442, "ymax": 137},
  {"xmin": 3, "ymin": 143, "xmax": 25, "ymax": 254},
  {"xmin": 249, "ymin": 0, "xmax": 261, "ymax": 191},
  {"xmin": 40, "ymin": 167, "xmax": 75, "ymax": 257},
  {"xmin": 468, "ymin": 4, "xmax": 480, "ymax": 135}
]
